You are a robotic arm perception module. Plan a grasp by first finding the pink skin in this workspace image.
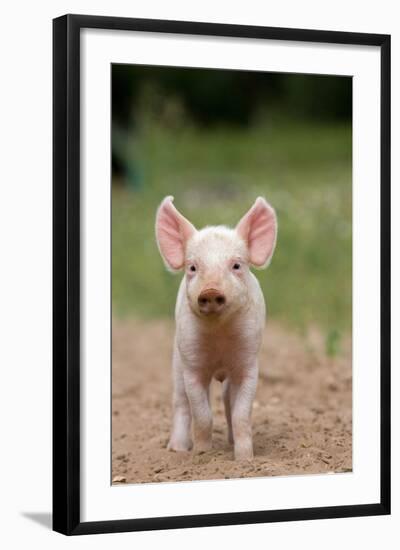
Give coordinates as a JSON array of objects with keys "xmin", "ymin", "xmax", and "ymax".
[{"xmin": 155, "ymin": 196, "xmax": 277, "ymax": 460}]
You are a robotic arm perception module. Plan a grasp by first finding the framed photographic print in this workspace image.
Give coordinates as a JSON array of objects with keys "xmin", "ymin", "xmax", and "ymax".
[{"xmin": 53, "ymin": 14, "xmax": 391, "ymax": 535}]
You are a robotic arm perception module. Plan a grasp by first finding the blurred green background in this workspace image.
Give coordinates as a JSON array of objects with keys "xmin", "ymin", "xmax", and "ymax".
[{"xmin": 112, "ymin": 65, "xmax": 352, "ymax": 348}]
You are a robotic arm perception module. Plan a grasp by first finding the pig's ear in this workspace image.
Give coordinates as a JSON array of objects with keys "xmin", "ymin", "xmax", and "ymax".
[
  {"xmin": 236, "ymin": 197, "xmax": 277, "ymax": 268},
  {"xmin": 155, "ymin": 196, "xmax": 196, "ymax": 271}
]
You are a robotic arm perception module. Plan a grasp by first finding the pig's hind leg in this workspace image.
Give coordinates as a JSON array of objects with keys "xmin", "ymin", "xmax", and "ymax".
[
  {"xmin": 167, "ymin": 351, "xmax": 193, "ymax": 452},
  {"xmin": 222, "ymin": 379, "xmax": 234, "ymax": 445}
]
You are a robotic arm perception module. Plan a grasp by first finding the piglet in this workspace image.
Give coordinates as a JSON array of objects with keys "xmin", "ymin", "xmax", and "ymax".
[{"xmin": 155, "ymin": 196, "xmax": 277, "ymax": 460}]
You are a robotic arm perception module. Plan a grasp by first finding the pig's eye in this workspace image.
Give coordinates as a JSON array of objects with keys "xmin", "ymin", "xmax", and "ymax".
[
  {"xmin": 233, "ymin": 263, "xmax": 241, "ymax": 270},
  {"xmin": 189, "ymin": 265, "xmax": 196, "ymax": 272}
]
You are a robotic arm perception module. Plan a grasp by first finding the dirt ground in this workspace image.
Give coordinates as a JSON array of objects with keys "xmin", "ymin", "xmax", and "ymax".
[{"xmin": 112, "ymin": 318, "xmax": 352, "ymax": 484}]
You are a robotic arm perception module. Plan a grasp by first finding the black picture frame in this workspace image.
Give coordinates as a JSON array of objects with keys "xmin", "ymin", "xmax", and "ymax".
[{"xmin": 53, "ymin": 14, "xmax": 391, "ymax": 535}]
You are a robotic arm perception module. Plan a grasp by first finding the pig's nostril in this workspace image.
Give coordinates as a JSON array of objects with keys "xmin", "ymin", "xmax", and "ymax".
[{"xmin": 198, "ymin": 290, "xmax": 226, "ymax": 312}]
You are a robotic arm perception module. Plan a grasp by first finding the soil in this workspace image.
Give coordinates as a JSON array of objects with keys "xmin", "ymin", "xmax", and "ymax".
[{"xmin": 112, "ymin": 318, "xmax": 352, "ymax": 484}]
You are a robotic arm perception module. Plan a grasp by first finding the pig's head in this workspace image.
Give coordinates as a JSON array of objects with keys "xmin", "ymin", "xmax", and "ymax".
[{"xmin": 155, "ymin": 196, "xmax": 277, "ymax": 319}]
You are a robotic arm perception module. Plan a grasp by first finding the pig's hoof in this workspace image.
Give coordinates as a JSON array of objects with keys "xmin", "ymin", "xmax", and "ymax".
[
  {"xmin": 194, "ymin": 441, "xmax": 212, "ymax": 454},
  {"xmin": 234, "ymin": 447, "xmax": 254, "ymax": 461},
  {"xmin": 167, "ymin": 438, "xmax": 193, "ymax": 452}
]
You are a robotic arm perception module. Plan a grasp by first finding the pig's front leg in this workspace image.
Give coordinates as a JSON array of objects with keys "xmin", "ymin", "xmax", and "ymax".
[
  {"xmin": 168, "ymin": 349, "xmax": 193, "ymax": 452},
  {"xmin": 184, "ymin": 369, "xmax": 213, "ymax": 453},
  {"xmin": 230, "ymin": 362, "xmax": 258, "ymax": 460}
]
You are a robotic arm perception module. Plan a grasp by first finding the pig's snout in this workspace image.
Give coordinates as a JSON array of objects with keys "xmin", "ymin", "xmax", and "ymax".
[{"xmin": 197, "ymin": 288, "xmax": 226, "ymax": 315}]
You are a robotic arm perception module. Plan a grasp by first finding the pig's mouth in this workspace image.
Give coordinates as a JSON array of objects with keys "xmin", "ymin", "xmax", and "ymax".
[{"xmin": 198, "ymin": 307, "xmax": 227, "ymax": 318}]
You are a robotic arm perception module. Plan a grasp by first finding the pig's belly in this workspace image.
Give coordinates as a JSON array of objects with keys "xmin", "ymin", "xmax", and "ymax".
[
  {"xmin": 199, "ymin": 347, "xmax": 252, "ymax": 381},
  {"xmin": 178, "ymin": 327, "xmax": 262, "ymax": 379},
  {"xmin": 214, "ymin": 369, "xmax": 227, "ymax": 382}
]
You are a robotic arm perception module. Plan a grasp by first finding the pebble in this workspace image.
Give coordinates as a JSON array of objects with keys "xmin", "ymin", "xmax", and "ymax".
[{"xmin": 112, "ymin": 475, "xmax": 126, "ymax": 483}]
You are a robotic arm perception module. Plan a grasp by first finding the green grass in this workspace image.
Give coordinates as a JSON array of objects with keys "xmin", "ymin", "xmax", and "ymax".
[{"xmin": 112, "ymin": 119, "xmax": 352, "ymax": 336}]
